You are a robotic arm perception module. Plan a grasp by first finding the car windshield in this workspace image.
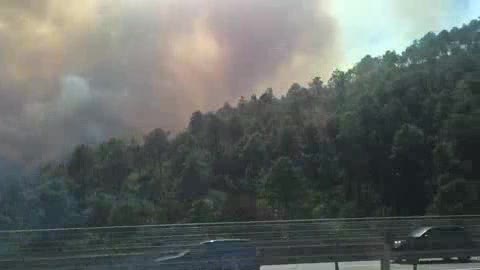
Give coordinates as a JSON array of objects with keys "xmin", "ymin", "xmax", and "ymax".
[
  {"xmin": 178, "ymin": 249, "xmax": 191, "ymax": 256},
  {"xmin": 409, "ymin": 227, "xmax": 430, "ymax": 238}
]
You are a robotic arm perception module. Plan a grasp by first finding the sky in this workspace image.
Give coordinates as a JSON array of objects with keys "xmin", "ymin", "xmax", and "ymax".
[{"xmin": 0, "ymin": 0, "xmax": 478, "ymax": 164}]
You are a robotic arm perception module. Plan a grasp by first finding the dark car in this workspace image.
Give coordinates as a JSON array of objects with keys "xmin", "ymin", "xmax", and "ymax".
[
  {"xmin": 154, "ymin": 239, "xmax": 260, "ymax": 270},
  {"xmin": 392, "ymin": 226, "xmax": 475, "ymax": 263}
]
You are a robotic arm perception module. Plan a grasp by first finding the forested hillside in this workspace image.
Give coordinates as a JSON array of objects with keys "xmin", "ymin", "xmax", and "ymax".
[{"xmin": 1, "ymin": 19, "xmax": 479, "ymax": 229}]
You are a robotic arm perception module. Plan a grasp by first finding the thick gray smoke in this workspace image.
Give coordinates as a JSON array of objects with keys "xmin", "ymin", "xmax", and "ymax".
[{"xmin": 0, "ymin": 0, "xmax": 341, "ymax": 164}]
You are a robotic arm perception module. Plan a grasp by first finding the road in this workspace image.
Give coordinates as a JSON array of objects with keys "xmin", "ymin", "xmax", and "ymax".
[
  {"xmin": 4, "ymin": 258, "xmax": 480, "ymax": 270},
  {"xmin": 263, "ymin": 258, "xmax": 480, "ymax": 270}
]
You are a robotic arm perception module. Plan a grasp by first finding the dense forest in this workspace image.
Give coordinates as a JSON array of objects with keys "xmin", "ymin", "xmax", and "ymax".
[{"xmin": 1, "ymin": 19, "xmax": 479, "ymax": 229}]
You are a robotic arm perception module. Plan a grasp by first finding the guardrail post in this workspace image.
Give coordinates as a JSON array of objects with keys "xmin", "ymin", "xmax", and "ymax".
[
  {"xmin": 19, "ymin": 231, "xmax": 25, "ymax": 267},
  {"xmin": 381, "ymin": 231, "xmax": 392, "ymax": 270},
  {"xmin": 334, "ymin": 229, "xmax": 339, "ymax": 270}
]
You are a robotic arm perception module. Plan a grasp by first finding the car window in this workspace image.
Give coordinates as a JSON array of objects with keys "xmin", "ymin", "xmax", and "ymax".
[
  {"xmin": 191, "ymin": 244, "xmax": 209, "ymax": 256},
  {"xmin": 427, "ymin": 227, "xmax": 467, "ymax": 240},
  {"xmin": 422, "ymin": 229, "xmax": 432, "ymax": 238},
  {"xmin": 447, "ymin": 228, "xmax": 467, "ymax": 239},
  {"xmin": 429, "ymin": 228, "xmax": 441, "ymax": 236},
  {"xmin": 210, "ymin": 241, "xmax": 253, "ymax": 254}
]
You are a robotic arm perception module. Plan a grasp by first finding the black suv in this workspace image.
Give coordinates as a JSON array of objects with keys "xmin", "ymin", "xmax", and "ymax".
[
  {"xmin": 392, "ymin": 226, "xmax": 475, "ymax": 263},
  {"xmin": 155, "ymin": 239, "xmax": 260, "ymax": 270}
]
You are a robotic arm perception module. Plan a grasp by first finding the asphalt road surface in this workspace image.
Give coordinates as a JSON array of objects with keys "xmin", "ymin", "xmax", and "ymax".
[{"xmin": 263, "ymin": 258, "xmax": 480, "ymax": 270}]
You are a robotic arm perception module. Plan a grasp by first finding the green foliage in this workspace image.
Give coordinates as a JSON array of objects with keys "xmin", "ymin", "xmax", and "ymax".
[
  {"xmin": 2, "ymin": 19, "xmax": 480, "ymax": 228},
  {"xmin": 263, "ymin": 157, "xmax": 305, "ymax": 218},
  {"xmin": 109, "ymin": 196, "xmax": 155, "ymax": 225},
  {"xmin": 34, "ymin": 177, "xmax": 85, "ymax": 228},
  {"xmin": 429, "ymin": 178, "xmax": 479, "ymax": 214}
]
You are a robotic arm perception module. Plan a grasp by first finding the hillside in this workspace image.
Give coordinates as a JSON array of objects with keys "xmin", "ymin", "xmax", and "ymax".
[{"xmin": 1, "ymin": 19, "xmax": 479, "ymax": 229}]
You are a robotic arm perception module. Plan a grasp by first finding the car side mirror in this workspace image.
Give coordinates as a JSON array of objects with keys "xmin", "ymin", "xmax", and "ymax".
[{"xmin": 423, "ymin": 234, "xmax": 429, "ymax": 238}]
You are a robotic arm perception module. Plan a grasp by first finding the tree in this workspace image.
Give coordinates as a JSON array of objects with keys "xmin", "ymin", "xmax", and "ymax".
[
  {"xmin": 35, "ymin": 177, "xmax": 84, "ymax": 228},
  {"xmin": 0, "ymin": 176, "xmax": 27, "ymax": 229},
  {"xmin": 187, "ymin": 199, "xmax": 218, "ymax": 223},
  {"xmin": 144, "ymin": 128, "xmax": 169, "ymax": 162},
  {"xmin": 259, "ymin": 88, "xmax": 274, "ymax": 103},
  {"xmin": 108, "ymin": 196, "xmax": 155, "ymax": 225},
  {"xmin": 309, "ymin": 76, "xmax": 324, "ymax": 91},
  {"xmin": 67, "ymin": 144, "xmax": 94, "ymax": 203},
  {"xmin": 178, "ymin": 149, "xmax": 211, "ymax": 201},
  {"xmin": 429, "ymin": 178, "xmax": 479, "ymax": 214},
  {"xmin": 85, "ymin": 192, "xmax": 115, "ymax": 226},
  {"xmin": 264, "ymin": 157, "xmax": 305, "ymax": 218},
  {"xmin": 276, "ymin": 126, "xmax": 300, "ymax": 158},
  {"xmin": 389, "ymin": 124, "xmax": 430, "ymax": 215},
  {"xmin": 95, "ymin": 139, "xmax": 131, "ymax": 193},
  {"xmin": 239, "ymin": 133, "xmax": 268, "ymax": 178},
  {"xmin": 189, "ymin": 111, "xmax": 204, "ymax": 135}
]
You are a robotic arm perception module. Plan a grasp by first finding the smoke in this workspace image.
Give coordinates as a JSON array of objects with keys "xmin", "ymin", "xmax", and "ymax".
[
  {"xmin": 0, "ymin": 73, "xmax": 131, "ymax": 164},
  {"xmin": 390, "ymin": 0, "xmax": 480, "ymax": 48},
  {"xmin": 0, "ymin": 0, "xmax": 342, "ymax": 164},
  {"xmin": 0, "ymin": 0, "xmax": 472, "ymax": 164}
]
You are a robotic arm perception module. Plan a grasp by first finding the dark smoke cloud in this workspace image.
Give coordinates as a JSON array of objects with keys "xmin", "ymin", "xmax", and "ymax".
[{"xmin": 0, "ymin": 0, "xmax": 341, "ymax": 164}]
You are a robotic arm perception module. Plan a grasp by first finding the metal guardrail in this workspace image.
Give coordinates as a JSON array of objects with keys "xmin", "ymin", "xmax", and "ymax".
[{"xmin": 1, "ymin": 215, "xmax": 480, "ymax": 269}]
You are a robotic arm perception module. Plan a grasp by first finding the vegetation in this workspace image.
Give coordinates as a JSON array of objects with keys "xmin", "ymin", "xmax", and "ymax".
[{"xmin": 1, "ymin": 19, "xmax": 479, "ymax": 229}]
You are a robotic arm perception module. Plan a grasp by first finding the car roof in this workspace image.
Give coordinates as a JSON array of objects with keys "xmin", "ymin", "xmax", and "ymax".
[
  {"xmin": 409, "ymin": 225, "xmax": 465, "ymax": 237},
  {"xmin": 433, "ymin": 225, "xmax": 465, "ymax": 231},
  {"xmin": 198, "ymin": 239, "xmax": 250, "ymax": 245}
]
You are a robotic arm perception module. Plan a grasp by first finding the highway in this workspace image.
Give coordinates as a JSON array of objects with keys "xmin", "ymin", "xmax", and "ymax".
[
  {"xmin": 3, "ymin": 216, "xmax": 480, "ymax": 270},
  {"xmin": 263, "ymin": 258, "xmax": 480, "ymax": 270},
  {"xmin": 4, "ymin": 254, "xmax": 480, "ymax": 269}
]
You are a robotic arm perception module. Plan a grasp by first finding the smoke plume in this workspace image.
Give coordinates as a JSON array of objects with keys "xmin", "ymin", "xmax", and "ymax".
[
  {"xmin": 0, "ymin": 0, "xmax": 473, "ymax": 164},
  {"xmin": 0, "ymin": 0, "xmax": 341, "ymax": 164}
]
